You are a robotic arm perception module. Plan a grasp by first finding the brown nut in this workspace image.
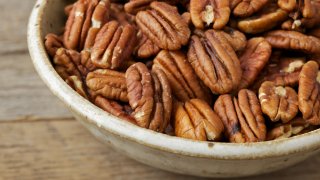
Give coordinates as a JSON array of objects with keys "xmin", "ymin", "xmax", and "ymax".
[
  {"xmin": 259, "ymin": 81, "xmax": 298, "ymax": 123},
  {"xmin": 174, "ymin": 99, "xmax": 224, "ymax": 141},
  {"xmin": 53, "ymin": 48, "xmax": 82, "ymax": 80},
  {"xmin": 214, "ymin": 89, "xmax": 266, "ymax": 143},
  {"xmin": 281, "ymin": 19, "xmax": 305, "ymax": 32},
  {"xmin": 153, "ymin": 50, "xmax": 212, "ymax": 103},
  {"xmin": 94, "ymin": 96, "xmax": 137, "ymax": 124},
  {"xmin": 134, "ymin": 30, "xmax": 160, "ymax": 59},
  {"xmin": 265, "ymin": 30, "xmax": 320, "ymax": 55},
  {"xmin": 298, "ymin": 61, "xmax": 320, "ymax": 125},
  {"xmin": 124, "ymin": 0, "xmax": 154, "ymax": 14},
  {"xmin": 190, "ymin": 0, "xmax": 230, "ymax": 30},
  {"xmin": 221, "ymin": 27, "xmax": 247, "ymax": 52},
  {"xmin": 91, "ymin": 21, "xmax": 137, "ymax": 70},
  {"xmin": 233, "ymin": 0, "xmax": 268, "ymax": 18},
  {"xmin": 86, "ymin": 69, "xmax": 128, "ymax": 102},
  {"xmin": 44, "ymin": 33, "xmax": 63, "ymax": 57},
  {"xmin": 65, "ymin": 75, "xmax": 88, "ymax": 99},
  {"xmin": 239, "ymin": 37, "xmax": 271, "ymax": 89},
  {"xmin": 63, "ymin": 0, "xmax": 110, "ymax": 50},
  {"xmin": 126, "ymin": 63, "xmax": 172, "ymax": 132},
  {"xmin": 136, "ymin": 2, "xmax": 190, "ymax": 50},
  {"xmin": 238, "ymin": 4, "xmax": 288, "ymax": 34},
  {"xmin": 188, "ymin": 29, "xmax": 242, "ymax": 94},
  {"xmin": 278, "ymin": 0, "xmax": 296, "ymax": 12},
  {"xmin": 72, "ymin": 50, "xmax": 97, "ymax": 76}
]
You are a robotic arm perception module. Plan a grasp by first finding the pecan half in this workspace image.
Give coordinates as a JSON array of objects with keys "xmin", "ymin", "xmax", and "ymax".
[
  {"xmin": 190, "ymin": 0, "xmax": 230, "ymax": 30},
  {"xmin": 44, "ymin": 33, "xmax": 63, "ymax": 57},
  {"xmin": 221, "ymin": 27, "xmax": 247, "ymax": 52},
  {"xmin": 298, "ymin": 61, "xmax": 320, "ymax": 125},
  {"xmin": 53, "ymin": 48, "xmax": 81, "ymax": 80},
  {"xmin": 153, "ymin": 50, "xmax": 212, "ymax": 103},
  {"xmin": 278, "ymin": 0, "xmax": 296, "ymax": 12},
  {"xmin": 66, "ymin": 75, "xmax": 88, "ymax": 99},
  {"xmin": 259, "ymin": 81, "xmax": 298, "ymax": 123},
  {"xmin": 124, "ymin": 0, "xmax": 154, "ymax": 15},
  {"xmin": 136, "ymin": 2, "xmax": 190, "ymax": 50},
  {"xmin": 233, "ymin": 0, "xmax": 268, "ymax": 18},
  {"xmin": 188, "ymin": 29, "xmax": 242, "ymax": 94},
  {"xmin": 265, "ymin": 30, "xmax": 320, "ymax": 55},
  {"xmin": 214, "ymin": 89, "xmax": 266, "ymax": 143},
  {"xmin": 134, "ymin": 30, "xmax": 160, "ymax": 59},
  {"xmin": 91, "ymin": 21, "xmax": 137, "ymax": 69},
  {"xmin": 174, "ymin": 99, "xmax": 224, "ymax": 141},
  {"xmin": 64, "ymin": 0, "xmax": 110, "ymax": 50},
  {"xmin": 239, "ymin": 37, "xmax": 271, "ymax": 89},
  {"xmin": 94, "ymin": 96, "xmax": 137, "ymax": 124},
  {"xmin": 86, "ymin": 69, "xmax": 128, "ymax": 102}
]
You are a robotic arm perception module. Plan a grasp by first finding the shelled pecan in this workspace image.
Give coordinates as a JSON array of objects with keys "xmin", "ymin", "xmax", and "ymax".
[
  {"xmin": 134, "ymin": 30, "xmax": 160, "ymax": 59},
  {"xmin": 66, "ymin": 75, "xmax": 89, "ymax": 99},
  {"xmin": 44, "ymin": 33, "xmax": 64, "ymax": 57},
  {"xmin": 53, "ymin": 48, "xmax": 82, "ymax": 80},
  {"xmin": 232, "ymin": 0, "xmax": 268, "ymax": 18}
]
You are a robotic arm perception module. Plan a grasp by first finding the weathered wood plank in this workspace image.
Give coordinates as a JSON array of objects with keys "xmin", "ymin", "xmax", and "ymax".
[{"xmin": 0, "ymin": 119, "xmax": 319, "ymax": 180}]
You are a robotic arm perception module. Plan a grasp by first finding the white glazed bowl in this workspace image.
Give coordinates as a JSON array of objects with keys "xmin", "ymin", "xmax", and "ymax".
[{"xmin": 28, "ymin": 0, "xmax": 320, "ymax": 178}]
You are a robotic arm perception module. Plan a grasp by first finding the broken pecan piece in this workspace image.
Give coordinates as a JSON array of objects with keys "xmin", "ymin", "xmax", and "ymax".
[
  {"xmin": 259, "ymin": 81, "xmax": 298, "ymax": 123},
  {"xmin": 136, "ymin": 1, "xmax": 190, "ymax": 50},
  {"xmin": 214, "ymin": 89, "xmax": 266, "ymax": 143},
  {"xmin": 233, "ymin": 0, "xmax": 268, "ymax": 18},
  {"xmin": 91, "ymin": 20, "xmax": 137, "ymax": 69},
  {"xmin": 174, "ymin": 99, "xmax": 224, "ymax": 141},
  {"xmin": 44, "ymin": 33, "xmax": 64, "ymax": 57},
  {"xmin": 66, "ymin": 75, "xmax": 89, "ymax": 99},
  {"xmin": 190, "ymin": 0, "xmax": 230, "ymax": 30},
  {"xmin": 53, "ymin": 48, "xmax": 82, "ymax": 80},
  {"xmin": 188, "ymin": 29, "xmax": 242, "ymax": 94},
  {"xmin": 86, "ymin": 69, "xmax": 128, "ymax": 102}
]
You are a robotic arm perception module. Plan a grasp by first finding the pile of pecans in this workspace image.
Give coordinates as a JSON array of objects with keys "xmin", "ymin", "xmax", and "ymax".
[{"xmin": 45, "ymin": 0, "xmax": 320, "ymax": 143}]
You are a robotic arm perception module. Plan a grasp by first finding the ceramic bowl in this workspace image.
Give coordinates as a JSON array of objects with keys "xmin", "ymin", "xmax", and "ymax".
[{"xmin": 28, "ymin": 0, "xmax": 320, "ymax": 178}]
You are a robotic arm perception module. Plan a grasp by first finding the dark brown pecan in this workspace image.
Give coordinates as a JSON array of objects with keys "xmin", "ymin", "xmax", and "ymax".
[
  {"xmin": 136, "ymin": 2, "xmax": 190, "ymax": 50},
  {"xmin": 265, "ymin": 30, "xmax": 320, "ymax": 55},
  {"xmin": 238, "ymin": 3, "xmax": 288, "ymax": 34},
  {"xmin": 190, "ymin": 0, "xmax": 230, "ymax": 30},
  {"xmin": 126, "ymin": 63, "xmax": 172, "ymax": 132},
  {"xmin": 309, "ymin": 26, "xmax": 320, "ymax": 39},
  {"xmin": 298, "ymin": 61, "xmax": 320, "ymax": 125},
  {"xmin": 134, "ymin": 30, "xmax": 160, "ymax": 59},
  {"xmin": 221, "ymin": 27, "xmax": 247, "ymax": 52},
  {"xmin": 239, "ymin": 37, "xmax": 271, "ymax": 89},
  {"xmin": 66, "ymin": 75, "xmax": 88, "ymax": 99},
  {"xmin": 44, "ymin": 33, "xmax": 63, "ymax": 57},
  {"xmin": 63, "ymin": 0, "xmax": 110, "ymax": 50},
  {"xmin": 214, "ymin": 89, "xmax": 266, "ymax": 143},
  {"xmin": 232, "ymin": 0, "xmax": 268, "ymax": 18},
  {"xmin": 91, "ymin": 21, "xmax": 137, "ymax": 70},
  {"xmin": 53, "ymin": 48, "xmax": 81, "ymax": 80},
  {"xmin": 94, "ymin": 96, "xmax": 137, "ymax": 124},
  {"xmin": 153, "ymin": 50, "xmax": 212, "ymax": 103},
  {"xmin": 86, "ymin": 69, "xmax": 128, "ymax": 102},
  {"xmin": 188, "ymin": 29, "xmax": 242, "ymax": 94},
  {"xmin": 174, "ymin": 99, "xmax": 224, "ymax": 141},
  {"xmin": 259, "ymin": 81, "xmax": 298, "ymax": 123}
]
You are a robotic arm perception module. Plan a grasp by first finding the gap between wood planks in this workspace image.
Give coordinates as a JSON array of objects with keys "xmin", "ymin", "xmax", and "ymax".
[{"xmin": 0, "ymin": 116, "xmax": 75, "ymax": 123}]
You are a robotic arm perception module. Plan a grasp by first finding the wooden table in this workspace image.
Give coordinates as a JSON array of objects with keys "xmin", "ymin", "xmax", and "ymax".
[{"xmin": 1, "ymin": 0, "xmax": 320, "ymax": 179}]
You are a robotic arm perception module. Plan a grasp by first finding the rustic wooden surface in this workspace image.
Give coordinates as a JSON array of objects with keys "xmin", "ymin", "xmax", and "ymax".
[{"xmin": 0, "ymin": 0, "xmax": 320, "ymax": 179}]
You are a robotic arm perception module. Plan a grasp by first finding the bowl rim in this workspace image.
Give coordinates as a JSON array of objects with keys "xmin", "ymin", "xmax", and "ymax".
[{"xmin": 28, "ymin": 0, "xmax": 320, "ymax": 160}]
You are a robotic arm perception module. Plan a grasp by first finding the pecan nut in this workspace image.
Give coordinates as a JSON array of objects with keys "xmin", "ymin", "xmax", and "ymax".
[
  {"xmin": 86, "ymin": 69, "xmax": 128, "ymax": 102},
  {"xmin": 72, "ymin": 50, "xmax": 97, "ymax": 76},
  {"xmin": 190, "ymin": 0, "xmax": 230, "ymax": 30},
  {"xmin": 298, "ymin": 61, "xmax": 320, "ymax": 125},
  {"xmin": 174, "ymin": 99, "xmax": 224, "ymax": 141},
  {"xmin": 188, "ymin": 29, "xmax": 242, "ymax": 94},
  {"xmin": 278, "ymin": 0, "xmax": 296, "ymax": 12},
  {"xmin": 66, "ymin": 75, "xmax": 89, "ymax": 99},
  {"xmin": 91, "ymin": 21, "xmax": 137, "ymax": 69},
  {"xmin": 221, "ymin": 27, "xmax": 247, "ymax": 52},
  {"xmin": 53, "ymin": 48, "xmax": 82, "ymax": 80},
  {"xmin": 136, "ymin": 2, "xmax": 190, "ymax": 50},
  {"xmin": 134, "ymin": 30, "xmax": 160, "ymax": 59},
  {"xmin": 44, "ymin": 33, "xmax": 64, "ymax": 57},
  {"xmin": 232, "ymin": 0, "xmax": 268, "ymax": 18},
  {"xmin": 259, "ymin": 81, "xmax": 298, "ymax": 123},
  {"xmin": 153, "ymin": 50, "xmax": 212, "ymax": 103},
  {"xmin": 214, "ymin": 89, "xmax": 266, "ymax": 143},
  {"xmin": 63, "ymin": 0, "xmax": 110, "ymax": 50},
  {"xmin": 239, "ymin": 37, "xmax": 271, "ymax": 89}
]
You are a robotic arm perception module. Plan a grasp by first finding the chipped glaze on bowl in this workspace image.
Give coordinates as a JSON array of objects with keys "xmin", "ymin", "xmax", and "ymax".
[{"xmin": 28, "ymin": 0, "xmax": 320, "ymax": 177}]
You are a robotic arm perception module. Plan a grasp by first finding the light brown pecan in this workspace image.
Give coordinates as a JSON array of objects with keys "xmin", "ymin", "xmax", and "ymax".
[
  {"xmin": 174, "ymin": 99, "xmax": 224, "ymax": 141},
  {"xmin": 238, "ymin": 3, "xmax": 288, "ymax": 34},
  {"xmin": 53, "ymin": 48, "xmax": 82, "ymax": 80},
  {"xmin": 265, "ymin": 30, "xmax": 320, "ymax": 55},
  {"xmin": 188, "ymin": 29, "xmax": 242, "ymax": 94},
  {"xmin": 221, "ymin": 27, "xmax": 247, "ymax": 52},
  {"xmin": 44, "ymin": 33, "xmax": 64, "ymax": 57},
  {"xmin": 298, "ymin": 61, "xmax": 320, "ymax": 125},
  {"xmin": 126, "ymin": 63, "xmax": 172, "ymax": 132},
  {"xmin": 66, "ymin": 75, "xmax": 88, "ymax": 99},
  {"xmin": 278, "ymin": 0, "xmax": 296, "ymax": 12},
  {"xmin": 239, "ymin": 37, "xmax": 271, "ymax": 89},
  {"xmin": 91, "ymin": 21, "xmax": 137, "ymax": 69},
  {"xmin": 190, "ymin": 0, "xmax": 230, "ymax": 30},
  {"xmin": 232, "ymin": 0, "xmax": 268, "ymax": 18},
  {"xmin": 94, "ymin": 95, "xmax": 137, "ymax": 124},
  {"xmin": 153, "ymin": 50, "xmax": 212, "ymax": 103},
  {"xmin": 86, "ymin": 69, "xmax": 128, "ymax": 102},
  {"xmin": 136, "ymin": 2, "xmax": 190, "ymax": 50},
  {"xmin": 259, "ymin": 81, "xmax": 298, "ymax": 123},
  {"xmin": 64, "ymin": 0, "xmax": 110, "ymax": 50},
  {"xmin": 134, "ymin": 30, "xmax": 160, "ymax": 59},
  {"xmin": 214, "ymin": 89, "xmax": 266, "ymax": 143}
]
